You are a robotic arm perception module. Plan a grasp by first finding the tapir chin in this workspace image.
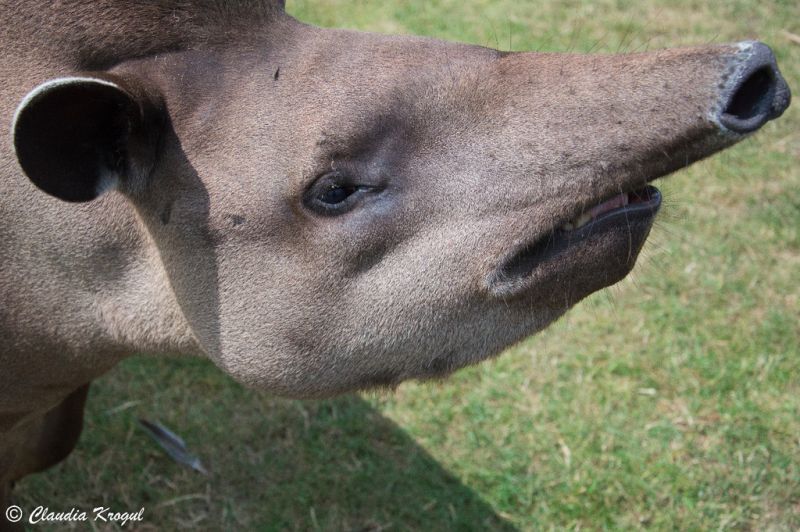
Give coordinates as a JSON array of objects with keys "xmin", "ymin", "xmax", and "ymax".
[{"xmin": 0, "ymin": 0, "xmax": 791, "ymax": 512}]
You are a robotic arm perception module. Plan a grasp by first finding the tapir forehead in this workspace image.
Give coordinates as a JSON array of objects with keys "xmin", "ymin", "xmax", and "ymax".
[{"xmin": 123, "ymin": 34, "xmax": 496, "ymax": 199}]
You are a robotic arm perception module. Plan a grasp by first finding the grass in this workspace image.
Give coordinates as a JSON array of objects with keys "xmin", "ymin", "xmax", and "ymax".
[{"xmin": 13, "ymin": 0, "xmax": 800, "ymax": 530}]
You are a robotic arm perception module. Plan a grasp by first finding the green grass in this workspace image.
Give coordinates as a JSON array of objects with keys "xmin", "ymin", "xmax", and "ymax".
[{"xmin": 14, "ymin": 1, "xmax": 800, "ymax": 530}]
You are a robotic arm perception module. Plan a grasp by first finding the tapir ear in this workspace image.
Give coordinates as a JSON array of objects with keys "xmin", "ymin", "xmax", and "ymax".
[{"xmin": 12, "ymin": 74, "xmax": 162, "ymax": 202}]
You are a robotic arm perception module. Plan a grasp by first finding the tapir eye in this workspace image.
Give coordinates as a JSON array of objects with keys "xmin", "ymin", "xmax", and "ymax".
[
  {"xmin": 319, "ymin": 183, "xmax": 359, "ymax": 204},
  {"xmin": 304, "ymin": 172, "xmax": 374, "ymax": 215}
]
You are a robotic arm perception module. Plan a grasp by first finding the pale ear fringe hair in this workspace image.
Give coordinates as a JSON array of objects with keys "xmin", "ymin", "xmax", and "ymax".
[{"xmin": 11, "ymin": 76, "xmax": 121, "ymax": 137}]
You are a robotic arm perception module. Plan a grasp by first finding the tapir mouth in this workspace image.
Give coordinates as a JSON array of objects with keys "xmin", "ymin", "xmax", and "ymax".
[
  {"xmin": 490, "ymin": 185, "xmax": 662, "ymax": 296},
  {"xmin": 558, "ymin": 185, "xmax": 661, "ymax": 233}
]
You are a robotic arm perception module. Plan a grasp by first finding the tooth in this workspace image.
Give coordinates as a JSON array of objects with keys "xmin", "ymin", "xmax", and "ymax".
[{"xmin": 574, "ymin": 212, "xmax": 592, "ymax": 228}]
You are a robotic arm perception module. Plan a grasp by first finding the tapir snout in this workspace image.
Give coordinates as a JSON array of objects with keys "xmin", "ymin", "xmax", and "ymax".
[{"xmin": 485, "ymin": 40, "xmax": 790, "ymax": 303}]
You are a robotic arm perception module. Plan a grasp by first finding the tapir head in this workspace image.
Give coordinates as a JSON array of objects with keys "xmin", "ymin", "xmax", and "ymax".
[{"xmin": 12, "ymin": 8, "xmax": 790, "ymax": 397}]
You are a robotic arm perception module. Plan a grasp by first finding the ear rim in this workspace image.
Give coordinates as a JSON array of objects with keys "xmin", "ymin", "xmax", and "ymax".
[
  {"xmin": 12, "ymin": 73, "xmax": 162, "ymax": 203},
  {"xmin": 11, "ymin": 75, "xmax": 126, "ymax": 139}
]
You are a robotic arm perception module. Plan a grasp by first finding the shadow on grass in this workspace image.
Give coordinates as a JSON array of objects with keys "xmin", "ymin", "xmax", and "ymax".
[{"xmin": 14, "ymin": 356, "xmax": 515, "ymax": 531}]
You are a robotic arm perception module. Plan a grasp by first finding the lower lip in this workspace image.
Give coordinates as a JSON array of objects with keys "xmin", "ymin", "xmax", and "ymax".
[
  {"xmin": 563, "ymin": 186, "xmax": 662, "ymax": 232},
  {"xmin": 599, "ymin": 185, "xmax": 661, "ymax": 220},
  {"xmin": 558, "ymin": 186, "xmax": 662, "ymax": 247}
]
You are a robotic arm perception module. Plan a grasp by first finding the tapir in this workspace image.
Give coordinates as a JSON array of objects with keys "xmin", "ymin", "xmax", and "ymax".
[{"xmin": 0, "ymin": 0, "xmax": 791, "ymax": 514}]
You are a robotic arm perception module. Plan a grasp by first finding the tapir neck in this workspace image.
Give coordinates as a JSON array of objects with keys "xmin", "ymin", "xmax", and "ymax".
[{"xmin": 0, "ymin": 186, "xmax": 203, "ymax": 416}]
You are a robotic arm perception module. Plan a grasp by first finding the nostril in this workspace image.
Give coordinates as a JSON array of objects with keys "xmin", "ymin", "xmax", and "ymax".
[
  {"xmin": 717, "ymin": 42, "xmax": 791, "ymax": 134},
  {"xmin": 723, "ymin": 67, "xmax": 774, "ymax": 121}
]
